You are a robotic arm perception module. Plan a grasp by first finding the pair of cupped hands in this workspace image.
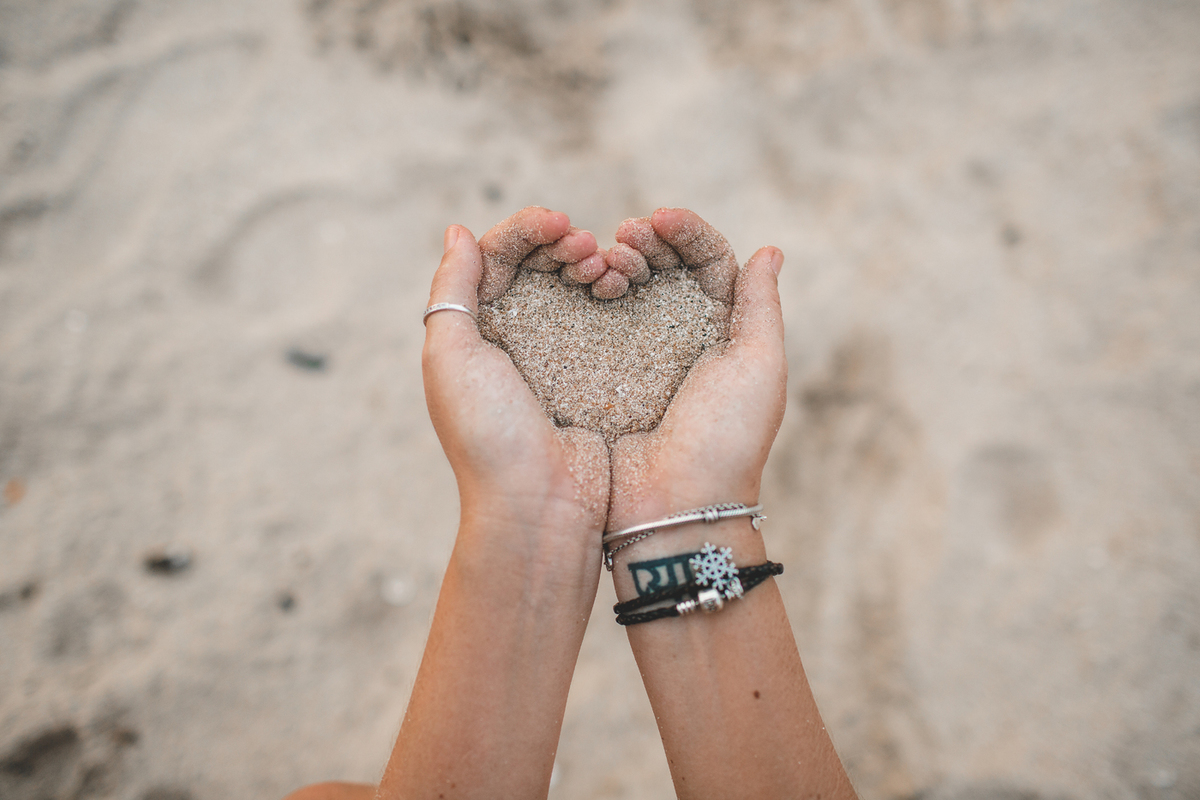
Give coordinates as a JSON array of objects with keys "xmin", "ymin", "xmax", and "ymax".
[{"xmin": 423, "ymin": 206, "xmax": 787, "ymax": 573}]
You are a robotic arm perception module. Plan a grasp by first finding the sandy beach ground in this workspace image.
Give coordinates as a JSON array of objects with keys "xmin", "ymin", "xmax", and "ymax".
[{"xmin": 1, "ymin": 1, "xmax": 1198, "ymax": 798}]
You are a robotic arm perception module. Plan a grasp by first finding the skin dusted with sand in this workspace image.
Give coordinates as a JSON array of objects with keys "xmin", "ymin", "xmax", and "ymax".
[{"xmin": 284, "ymin": 207, "xmax": 857, "ymax": 800}]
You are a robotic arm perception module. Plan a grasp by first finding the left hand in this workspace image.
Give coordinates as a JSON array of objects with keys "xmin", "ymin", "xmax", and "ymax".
[{"xmin": 423, "ymin": 208, "xmax": 610, "ymax": 566}]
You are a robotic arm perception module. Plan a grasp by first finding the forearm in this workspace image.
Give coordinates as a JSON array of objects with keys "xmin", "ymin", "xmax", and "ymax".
[
  {"xmin": 612, "ymin": 517, "xmax": 856, "ymax": 799},
  {"xmin": 381, "ymin": 211, "xmax": 608, "ymax": 799},
  {"xmin": 380, "ymin": 515, "xmax": 598, "ymax": 800}
]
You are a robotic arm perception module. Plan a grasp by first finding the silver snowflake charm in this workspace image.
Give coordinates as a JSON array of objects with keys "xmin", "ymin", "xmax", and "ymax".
[{"xmin": 689, "ymin": 543, "xmax": 744, "ymax": 600}]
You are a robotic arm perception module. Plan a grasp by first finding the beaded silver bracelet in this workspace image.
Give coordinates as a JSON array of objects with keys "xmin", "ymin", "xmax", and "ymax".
[{"xmin": 601, "ymin": 502, "xmax": 765, "ymax": 570}]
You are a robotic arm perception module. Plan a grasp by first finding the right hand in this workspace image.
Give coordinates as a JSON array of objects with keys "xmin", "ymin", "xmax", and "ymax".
[{"xmin": 607, "ymin": 209, "xmax": 788, "ymax": 570}]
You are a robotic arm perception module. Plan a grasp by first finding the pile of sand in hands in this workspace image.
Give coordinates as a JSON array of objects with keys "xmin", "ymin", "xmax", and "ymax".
[{"xmin": 476, "ymin": 210, "xmax": 740, "ymax": 441}]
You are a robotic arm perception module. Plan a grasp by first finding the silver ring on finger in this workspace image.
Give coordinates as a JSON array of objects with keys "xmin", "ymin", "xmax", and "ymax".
[{"xmin": 423, "ymin": 303, "xmax": 476, "ymax": 326}]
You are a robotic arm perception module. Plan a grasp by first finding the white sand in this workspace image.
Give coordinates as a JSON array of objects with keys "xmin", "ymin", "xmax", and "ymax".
[
  {"xmin": 479, "ymin": 269, "xmax": 727, "ymax": 441},
  {"xmin": 1, "ymin": 1, "xmax": 1199, "ymax": 798}
]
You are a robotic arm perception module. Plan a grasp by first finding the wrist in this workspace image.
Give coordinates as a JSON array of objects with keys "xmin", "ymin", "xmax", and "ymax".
[
  {"xmin": 458, "ymin": 480, "xmax": 603, "ymax": 545},
  {"xmin": 609, "ymin": 477, "xmax": 762, "ymax": 530},
  {"xmin": 606, "ymin": 513, "xmax": 768, "ymax": 603},
  {"xmin": 446, "ymin": 532, "xmax": 600, "ymax": 614},
  {"xmin": 459, "ymin": 506, "xmax": 599, "ymax": 549},
  {"xmin": 454, "ymin": 497, "xmax": 603, "ymax": 608}
]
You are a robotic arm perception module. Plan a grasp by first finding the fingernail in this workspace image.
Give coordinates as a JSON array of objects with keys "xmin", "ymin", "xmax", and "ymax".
[
  {"xmin": 768, "ymin": 248, "xmax": 784, "ymax": 275},
  {"xmin": 444, "ymin": 225, "xmax": 460, "ymax": 253}
]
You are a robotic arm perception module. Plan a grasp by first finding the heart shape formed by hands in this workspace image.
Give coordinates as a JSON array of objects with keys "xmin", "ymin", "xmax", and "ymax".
[{"xmin": 476, "ymin": 211, "xmax": 739, "ymax": 441}]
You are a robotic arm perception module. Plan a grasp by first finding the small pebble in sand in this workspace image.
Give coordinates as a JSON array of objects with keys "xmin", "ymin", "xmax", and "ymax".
[
  {"xmin": 479, "ymin": 269, "xmax": 729, "ymax": 440},
  {"xmin": 143, "ymin": 548, "xmax": 193, "ymax": 576},
  {"xmin": 286, "ymin": 348, "xmax": 328, "ymax": 372}
]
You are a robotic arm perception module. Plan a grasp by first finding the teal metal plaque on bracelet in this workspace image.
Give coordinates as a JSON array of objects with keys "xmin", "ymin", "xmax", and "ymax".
[{"xmin": 628, "ymin": 552, "xmax": 699, "ymax": 596}]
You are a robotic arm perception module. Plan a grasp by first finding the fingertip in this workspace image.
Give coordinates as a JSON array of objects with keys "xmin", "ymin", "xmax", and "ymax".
[
  {"xmin": 615, "ymin": 217, "xmax": 644, "ymax": 240},
  {"xmin": 562, "ymin": 251, "xmax": 607, "ymax": 284},
  {"xmin": 478, "ymin": 208, "xmax": 571, "ymax": 301},
  {"xmin": 575, "ymin": 229, "xmax": 598, "ymax": 252},
  {"xmin": 605, "ymin": 243, "xmax": 651, "ymax": 284},
  {"xmin": 730, "ymin": 245, "xmax": 786, "ymax": 348},
  {"xmin": 429, "ymin": 224, "xmax": 482, "ymax": 310},
  {"xmin": 436, "ymin": 223, "xmax": 479, "ymax": 267},
  {"xmin": 750, "ymin": 246, "xmax": 784, "ymax": 276},
  {"xmin": 559, "ymin": 228, "xmax": 599, "ymax": 258},
  {"xmin": 649, "ymin": 207, "xmax": 690, "ymax": 237},
  {"xmin": 540, "ymin": 209, "xmax": 571, "ymax": 242},
  {"xmin": 591, "ymin": 269, "xmax": 630, "ymax": 300},
  {"xmin": 508, "ymin": 206, "xmax": 572, "ymax": 245},
  {"xmin": 649, "ymin": 209, "xmax": 736, "ymax": 303},
  {"xmin": 615, "ymin": 216, "xmax": 681, "ymax": 270}
]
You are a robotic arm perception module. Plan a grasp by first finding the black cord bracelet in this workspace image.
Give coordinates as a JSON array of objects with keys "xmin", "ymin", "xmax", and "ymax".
[
  {"xmin": 614, "ymin": 561, "xmax": 785, "ymax": 615},
  {"xmin": 615, "ymin": 561, "xmax": 783, "ymax": 626}
]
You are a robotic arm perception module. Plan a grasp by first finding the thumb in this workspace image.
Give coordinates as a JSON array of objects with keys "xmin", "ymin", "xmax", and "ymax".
[
  {"xmin": 729, "ymin": 246, "xmax": 785, "ymax": 359},
  {"xmin": 425, "ymin": 224, "xmax": 484, "ymax": 345}
]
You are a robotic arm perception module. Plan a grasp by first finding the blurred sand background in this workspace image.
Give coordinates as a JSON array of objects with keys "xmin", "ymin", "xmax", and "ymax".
[{"xmin": 1, "ymin": 0, "xmax": 1198, "ymax": 798}]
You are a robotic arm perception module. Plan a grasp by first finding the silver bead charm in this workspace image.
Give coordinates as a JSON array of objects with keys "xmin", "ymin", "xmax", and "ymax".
[{"xmin": 697, "ymin": 588, "xmax": 725, "ymax": 613}]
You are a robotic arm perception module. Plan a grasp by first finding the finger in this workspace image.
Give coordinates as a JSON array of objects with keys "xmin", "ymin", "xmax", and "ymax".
[
  {"xmin": 614, "ymin": 217, "xmax": 682, "ymax": 271},
  {"xmin": 729, "ymin": 246, "xmax": 785, "ymax": 358},
  {"xmin": 650, "ymin": 208, "xmax": 738, "ymax": 304},
  {"xmin": 425, "ymin": 224, "xmax": 485, "ymax": 349},
  {"xmin": 477, "ymin": 207, "xmax": 572, "ymax": 302},
  {"xmin": 560, "ymin": 251, "xmax": 607, "ymax": 285},
  {"xmin": 604, "ymin": 243, "xmax": 651, "ymax": 285},
  {"xmin": 523, "ymin": 227, "xmax": 599, "ymax": 273},
  {"xmin": 591, "ymin": 269, "xmax": 629, "ymax": 300}
]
